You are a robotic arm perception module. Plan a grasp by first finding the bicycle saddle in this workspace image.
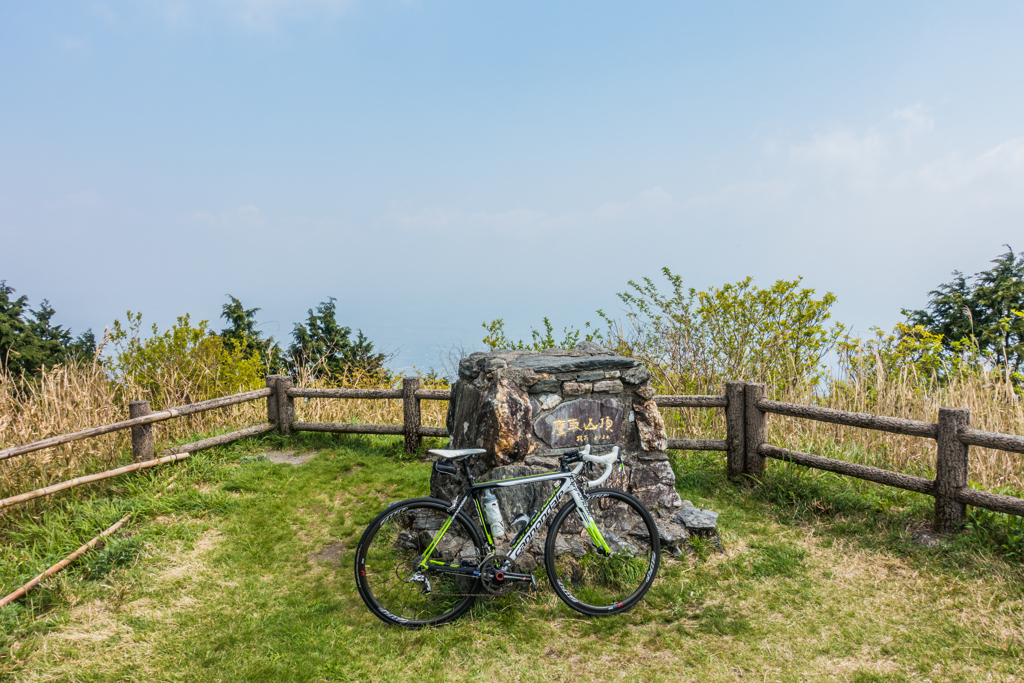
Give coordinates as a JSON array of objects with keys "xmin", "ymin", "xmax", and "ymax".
[{"xmin": 427, "ymin": 448, "xmax": 486, "ymax": 460}]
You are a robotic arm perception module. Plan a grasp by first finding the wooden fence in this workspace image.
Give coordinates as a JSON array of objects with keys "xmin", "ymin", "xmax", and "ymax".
[{"xmin": 3, "ymin": 376, "xmax": 1024, "ymax": 535}]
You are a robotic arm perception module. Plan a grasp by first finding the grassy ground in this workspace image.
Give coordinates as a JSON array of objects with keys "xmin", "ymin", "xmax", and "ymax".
[{"xmin": 1, "ymin": 434, "xmax": 1023, "ymax": 682}]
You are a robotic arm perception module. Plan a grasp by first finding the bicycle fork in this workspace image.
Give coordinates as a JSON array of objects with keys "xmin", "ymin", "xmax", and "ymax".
[{"xmin": 569, "ymin": 486, "xmax": 613, "ymax": 556}]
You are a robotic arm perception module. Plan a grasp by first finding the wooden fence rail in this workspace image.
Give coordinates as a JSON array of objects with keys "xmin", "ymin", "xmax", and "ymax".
[
  {"xmin": 3, "ymin": 376, "xmax": 1024, "ymax": 537},
  {"xmin": 0, "ymin": 387, "xmax": 273, "ymax": 463}
]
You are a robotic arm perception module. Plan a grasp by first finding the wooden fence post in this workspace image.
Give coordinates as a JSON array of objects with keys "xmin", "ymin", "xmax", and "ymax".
[
  {"xmin": 129, "ymin": 400, "xmax": 154, "ymax": 462},
  {"xmin": 265, "ymin": 376, "xmax": 279, "ymax": 428},
  {"xmin": 934, "ymin": 407, "xmax": 970, "ymax": 534},
  {"xmin": 403, "ymin": 377, "xmax": 421, "ymax": 455},
  {"xmin": 744, "ymin": 383, "xmax": 767, "ymax": 479},
  {"xmin": 274, "ymin": 376, "xmax": 295, "ymax": 437},
  {"xmin": 725, "ymin": 382, "xmax": 746, "ymax": 479}
]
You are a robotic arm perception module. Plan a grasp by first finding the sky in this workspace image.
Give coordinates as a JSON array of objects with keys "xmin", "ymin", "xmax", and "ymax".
[{"xmin": 2, "ymin": 1, "xmax": 1023, "ymax": 372}]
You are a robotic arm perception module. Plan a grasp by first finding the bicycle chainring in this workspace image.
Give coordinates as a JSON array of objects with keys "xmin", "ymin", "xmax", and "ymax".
[{"xmin": 479, "ymin": 551, "xmax": 518, "ymax": 596}]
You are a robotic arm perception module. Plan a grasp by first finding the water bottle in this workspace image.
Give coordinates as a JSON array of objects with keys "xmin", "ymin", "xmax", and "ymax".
[{"xmin": 481, "ymin": 490, "xmax": 505, "ymax": 538}]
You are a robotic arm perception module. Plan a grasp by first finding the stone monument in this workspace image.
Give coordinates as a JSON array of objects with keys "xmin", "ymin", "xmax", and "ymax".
[{"xmin": 430, "ymin": 343, "xmax": 689, "ymax": 560}]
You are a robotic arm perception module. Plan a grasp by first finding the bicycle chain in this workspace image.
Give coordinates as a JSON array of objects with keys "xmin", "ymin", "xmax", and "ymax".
[{"xmin": 427, "ymin": 553, "xmax": 537, "ymax": 598}]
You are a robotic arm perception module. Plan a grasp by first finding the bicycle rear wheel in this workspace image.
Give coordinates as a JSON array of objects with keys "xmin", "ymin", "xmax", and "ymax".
[
  {"xmin": 544, "ymin": 488, "xmax": 660, "ymax": 616},
  {"xmin": 354, "ymin": 498, "xmax": 484, "ymax": 627}
]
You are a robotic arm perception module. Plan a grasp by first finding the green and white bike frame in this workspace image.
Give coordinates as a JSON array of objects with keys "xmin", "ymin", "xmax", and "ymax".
[{"xmin": 417, "ymin": 445, "xmax": 623, "ymax": 577}]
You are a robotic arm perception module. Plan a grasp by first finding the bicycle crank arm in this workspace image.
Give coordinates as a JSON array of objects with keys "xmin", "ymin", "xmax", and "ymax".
[{"xmin": 493, "ymin": 571, "xmax": 536, "ymax": 585}]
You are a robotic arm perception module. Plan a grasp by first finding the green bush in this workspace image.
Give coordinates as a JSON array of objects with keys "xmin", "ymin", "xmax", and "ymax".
[{"xmin": 109, "ymin": 311, "xmax": 265, "ymax": 408}]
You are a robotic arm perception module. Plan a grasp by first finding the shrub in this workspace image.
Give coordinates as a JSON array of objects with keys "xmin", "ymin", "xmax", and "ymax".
[
  {"xmin": 108, "ymin": 311, "xmax": 265, "ymax": 409},
  {"xmin": 596, "ymin": 270, "xmax": 845, "ymax": 395}
]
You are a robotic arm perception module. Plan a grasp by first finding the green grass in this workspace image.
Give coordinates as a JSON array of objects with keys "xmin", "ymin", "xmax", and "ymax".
[{"xmin": 1, "ymin": 436, "xmax": 1022, "ymax": 681}]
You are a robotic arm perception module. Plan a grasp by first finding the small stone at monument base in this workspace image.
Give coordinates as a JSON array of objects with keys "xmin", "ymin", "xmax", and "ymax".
[{"xmin": 674, "ymin": 506, "xmax": 719, "ymax": 534}]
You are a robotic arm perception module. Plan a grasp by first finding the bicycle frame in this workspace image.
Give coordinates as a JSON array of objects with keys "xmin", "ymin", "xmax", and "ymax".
[{"xmin": 417, "ymin": 462, "xmax": 611, "ymax": 575}]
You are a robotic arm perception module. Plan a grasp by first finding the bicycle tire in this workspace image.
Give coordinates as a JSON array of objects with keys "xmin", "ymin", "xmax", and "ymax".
[
  {"xmin": 354, "ymin": 497, "xmax": 485, "ymax": 627},
  {"xmin": 544, "ymin": 488, "xmax": 660, "ymax": 616}
]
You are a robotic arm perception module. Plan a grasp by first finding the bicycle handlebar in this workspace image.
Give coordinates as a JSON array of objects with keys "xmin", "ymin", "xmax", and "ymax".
[{"xmin": 568, "ymin": 444, "xmax": 622, "ymax": 488}]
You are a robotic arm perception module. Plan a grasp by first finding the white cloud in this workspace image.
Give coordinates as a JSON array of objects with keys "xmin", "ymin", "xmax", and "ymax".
[
  {"xmin": 790, "ymin": 128, "xmax": 888, "ymax": 178},
  {"xmin": 781, "ymin": 106, "xmax": 1023, "ymax": 208},
  {"xmin": 906, "ymin": 137, "xmax": 1024, "ymax": 204},
  {"xmin": 892, "ymin": 104, "xmax": 934, "ymax": 134}
]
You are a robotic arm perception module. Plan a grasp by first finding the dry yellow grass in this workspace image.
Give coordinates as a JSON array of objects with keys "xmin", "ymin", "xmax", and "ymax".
[
  {"xmin": 663, "ymin": 366, "xmax": 1024, "ymax": 491},
  {"xmin": 0, "ymin": 362, "xmax": 448, "ymax": 502}
]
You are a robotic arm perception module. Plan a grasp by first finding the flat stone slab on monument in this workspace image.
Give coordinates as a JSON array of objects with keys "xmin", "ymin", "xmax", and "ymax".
[{"xmin": 509, "ymin": 354, "xmax": 641, "ymax": 374}]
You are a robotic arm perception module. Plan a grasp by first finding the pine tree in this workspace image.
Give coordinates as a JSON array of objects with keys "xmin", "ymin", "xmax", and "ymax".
[
  {"xmin": 219, "ymin": 295, "xmax": 284, "ymax": 373},
  {"xmin": 288, "ymin": 298, "xmax": 386, "ymax": 379},
  {"xmin": 0, "ymin": 281, "xmax": 95, "ymax": 376},
  {"xmin": 904, "ymin": 246, "xmax": 1024, "ymax": 373}
]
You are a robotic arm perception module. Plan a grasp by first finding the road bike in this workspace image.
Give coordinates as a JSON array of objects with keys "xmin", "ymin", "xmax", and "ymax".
[{"xmin": 354, "ymin": 444, "xmax": 661, "ymax": 627}]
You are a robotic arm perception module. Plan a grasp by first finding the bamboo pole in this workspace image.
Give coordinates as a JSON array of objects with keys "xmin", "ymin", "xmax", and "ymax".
[
  {"xmin": 0, "ymin": 452, "xmax": 191, "ymax": 510},
  {"xmin": 0, "ymin": 514, "xmax": 132, "ymax": 608}
]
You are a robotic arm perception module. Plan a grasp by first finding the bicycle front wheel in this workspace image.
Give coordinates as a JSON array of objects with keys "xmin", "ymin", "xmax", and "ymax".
[
  {"xmin": 544, "ymin": 488, "xmax": 660, "ymax": 616},
  {"xmin": 354, "ymin": 498, "xmax": 484, "ymax": 627}
]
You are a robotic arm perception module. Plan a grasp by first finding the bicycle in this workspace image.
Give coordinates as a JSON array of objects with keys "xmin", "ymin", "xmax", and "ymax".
[{"xmin": 354, "ymin": 444, "xmax": 661, "ymax": 627}]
